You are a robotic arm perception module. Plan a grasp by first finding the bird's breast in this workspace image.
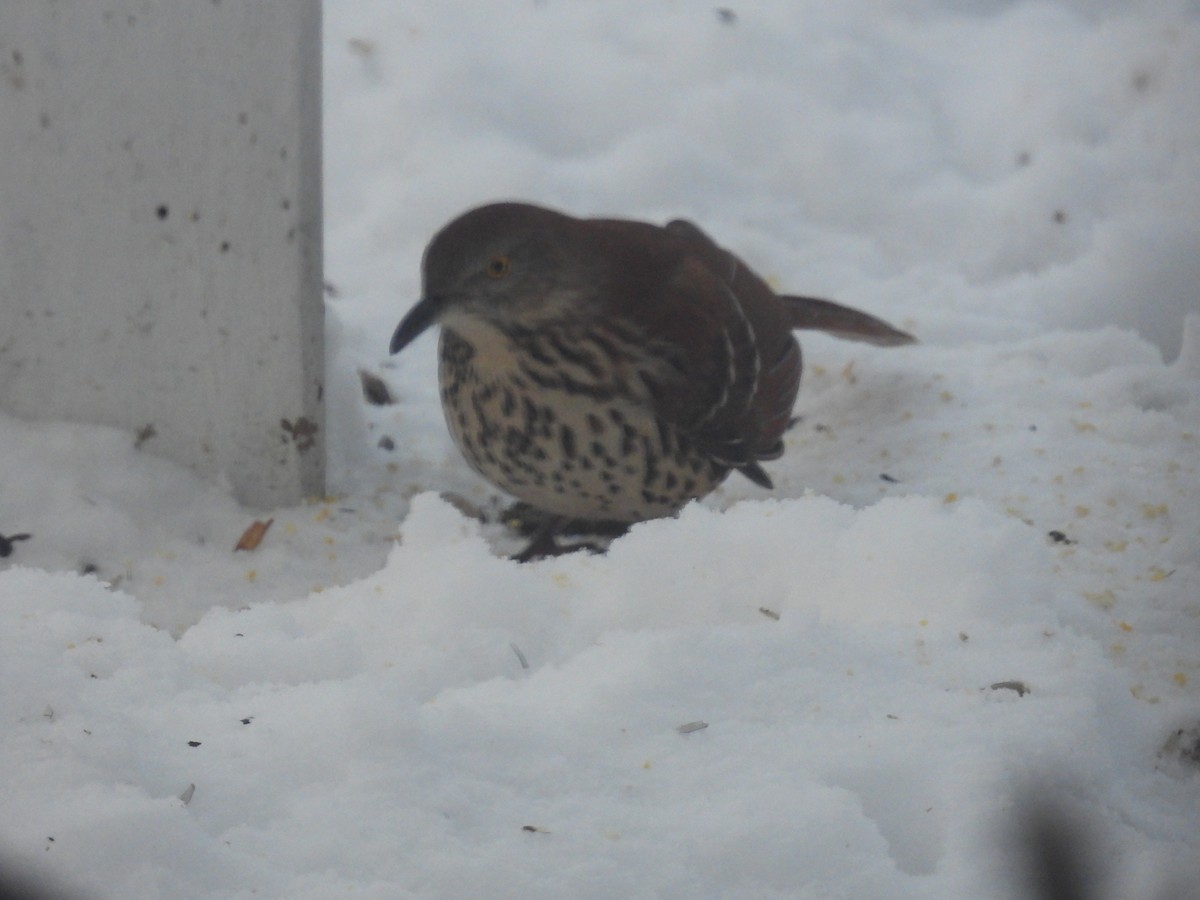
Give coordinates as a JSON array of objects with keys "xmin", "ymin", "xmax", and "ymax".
[{"xmin": 436, "ymin": 327, "xmax": 727, "ymax": 522}]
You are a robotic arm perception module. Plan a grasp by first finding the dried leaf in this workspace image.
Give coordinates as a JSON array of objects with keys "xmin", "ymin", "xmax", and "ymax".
[{"xmin": 235, "ymin": 518, "xmax": 274, "ymax": 552}]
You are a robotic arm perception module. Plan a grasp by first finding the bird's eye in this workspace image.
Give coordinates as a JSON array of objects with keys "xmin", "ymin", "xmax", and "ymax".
[{"xmin": 485, "ymin": 255, "xmax": 510, "ymax": 278}]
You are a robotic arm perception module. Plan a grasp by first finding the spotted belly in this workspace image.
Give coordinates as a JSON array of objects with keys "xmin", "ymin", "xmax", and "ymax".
[{"xmin": 437, "ymin": 329, "xmax": 726, "ymax": 522}]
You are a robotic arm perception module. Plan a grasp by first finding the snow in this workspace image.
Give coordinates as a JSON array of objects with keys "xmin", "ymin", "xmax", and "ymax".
[{"xmin": 3, "ymin": 1, "xmax": 1199, "ymax": 897}]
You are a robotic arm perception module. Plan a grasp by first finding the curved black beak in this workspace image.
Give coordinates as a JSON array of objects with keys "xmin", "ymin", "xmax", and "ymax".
[{"xmin": 389, "ymin": 295, "xmax": 444, "ymax": 355}]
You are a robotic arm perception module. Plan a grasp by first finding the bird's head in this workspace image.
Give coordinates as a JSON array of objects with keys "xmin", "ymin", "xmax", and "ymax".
[{"xmin": 389, "ymin": 202, "xmax": 591, "ymax": 354}]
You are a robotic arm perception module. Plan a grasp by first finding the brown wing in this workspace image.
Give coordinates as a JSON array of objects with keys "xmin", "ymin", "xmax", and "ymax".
[
  {"xmin": 583, "ymin": 217, "xmax": 801, "ymax": 485},
  {"xmin": 663, "ymin": 220, "xmax": 802, "ymax": 468}
]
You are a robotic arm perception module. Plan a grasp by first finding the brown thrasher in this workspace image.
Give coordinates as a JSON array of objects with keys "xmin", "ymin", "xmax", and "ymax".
[{"xmin": 390, "ymin": 202, "xmax": 914, "ymax": 559}]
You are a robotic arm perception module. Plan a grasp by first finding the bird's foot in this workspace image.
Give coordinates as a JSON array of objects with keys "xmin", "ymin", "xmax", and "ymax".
[
  {"xmin": 511, "ymin": 533, "xmax": 605, "ymax": 563},
  {"xmin": 503, "ymin": 504, "xmax": 626, "ymax": 563}
]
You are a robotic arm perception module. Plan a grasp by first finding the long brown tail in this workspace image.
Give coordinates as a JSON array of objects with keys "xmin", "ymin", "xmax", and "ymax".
[{"xmin": 780, "ymin": 295, "xmax": 916, "ymax": 347}]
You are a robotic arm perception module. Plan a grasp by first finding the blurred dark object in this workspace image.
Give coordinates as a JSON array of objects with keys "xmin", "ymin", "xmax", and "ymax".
[
  {"xmin": 0, "ymin": 859, "xmax": 87, "ymax": 899},
  {"xmin": 1017, "ymin": 799, "xmax": 1098, "ymax": 900},
  {"xmin": 0, "ymin": 532, "xmax": 32, "ymax": 558}
]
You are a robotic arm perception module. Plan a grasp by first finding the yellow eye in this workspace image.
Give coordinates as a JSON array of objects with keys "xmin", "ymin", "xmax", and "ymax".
[{"xmin": 485, "ymin": 255, "xmax": 510, "ymax": 278}]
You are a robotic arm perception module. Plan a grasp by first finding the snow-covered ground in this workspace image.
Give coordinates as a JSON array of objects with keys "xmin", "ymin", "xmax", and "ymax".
[{"xmin": 3, "ymin": 2, "xmax": 1199, "ymax": 897}]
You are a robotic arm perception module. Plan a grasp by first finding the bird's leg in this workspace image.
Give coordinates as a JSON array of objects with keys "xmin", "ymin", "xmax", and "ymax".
[
  {"xmin": 507, "ymin": 509, "xmax": 612, "ymax": 563},
  {"xmin": 512, "ymin": 515, "xmax": 567, "ymax": 562}
]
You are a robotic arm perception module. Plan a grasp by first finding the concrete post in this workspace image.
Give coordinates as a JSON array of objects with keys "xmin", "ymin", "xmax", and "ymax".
[{"xmin": 0, "ymin": 1, "xmax": 324, "ymax": 509}]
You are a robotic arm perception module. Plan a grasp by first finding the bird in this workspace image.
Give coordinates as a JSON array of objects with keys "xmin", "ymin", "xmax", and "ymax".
[{"xmin": 390, "ymin": 201, "xmax": 915, "ymax": 560}]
